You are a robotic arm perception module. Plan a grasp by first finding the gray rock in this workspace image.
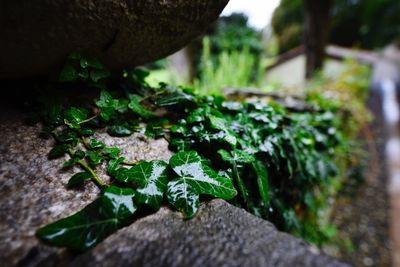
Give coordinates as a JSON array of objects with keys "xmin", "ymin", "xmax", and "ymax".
[
  {"xmin": 0, "ymin": 107, "xmax": 349, "ymax": 267},
  {"xmin": 0, "ymin": 108, "xmax": 172, "ymax": 266},
  {"xmin": 0, "ymin": 0, "xmax": 228, "ymax": 79},
  {"xmin": 66, "ymin": 200, "xmax": 349, "ymax": 267}
]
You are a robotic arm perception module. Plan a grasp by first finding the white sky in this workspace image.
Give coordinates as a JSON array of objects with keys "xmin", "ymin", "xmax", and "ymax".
[{"xmin": 222, "ymin": 0, "xmax": 281, "ymax": 30}]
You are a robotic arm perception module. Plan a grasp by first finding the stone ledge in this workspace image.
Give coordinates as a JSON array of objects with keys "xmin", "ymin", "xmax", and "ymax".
[{"xmin": 0, "ymin": 107, "xmax": 349, "ymax": 267}]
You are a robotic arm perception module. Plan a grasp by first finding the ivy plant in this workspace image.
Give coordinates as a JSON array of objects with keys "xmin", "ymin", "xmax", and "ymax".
[{"xmin": 32, "ymin": 52, "xmax": 345, "ymax": 250}]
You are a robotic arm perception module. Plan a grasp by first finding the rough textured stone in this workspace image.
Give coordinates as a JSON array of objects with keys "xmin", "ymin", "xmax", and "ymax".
[
  {"xmin": 0, "ymin": 107, "xmax": 173, "ymax": 266},
  {"xmin": 0, "ymin": 0, "xmax": 228, "ymax": 79},
  {"xmin": 65, "ymin": 200, "xmax": 349, "ymax": 267},
  {"xmin": 0, "ymin": 104, "xmax": 348, "ymax": 267}
]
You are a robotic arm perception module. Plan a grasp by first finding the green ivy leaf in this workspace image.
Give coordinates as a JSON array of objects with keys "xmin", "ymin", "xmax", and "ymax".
[
  {"xmin": 222, "ymin": 101, "xmax": 243, "ymax": 111},
  {"xmin": 153, "ymin": 91, "xmax": 194, "ymax": 107},
  {"xmin": 67, "ymin": 172, "xmax": 92, "ymax": 188},
  {"xmin": 167, "ymin": 151, "xmax": 237, "ymax": 218},
  {"xmin": 167, "ymin": 180, "xmax": 199, "ymax": 218},
  {"xmin": 252, "ymin": 160, "xmax": 270, "ymax": 208},
  {"xmin": 46, "ymin": 103, "xmax": 63, "ymax": 126},
  {"xmin": 63, "ymin": 157, "xmax": 79, "ymax": 169},
  {"xmin": 259, "ymin": 139, "xmax": 275, "ymax": 156},
  {"xmin": 144, "ymin": 119, "xmax": 169, "ymax": 138},
  {"xmin": 88, "ymin": 139, "xmax": 105, "ymax": 150},
  {"xmin": 118, "ymin": 160, "xmax": 168, "ymax": 209},
  {"xmin": 107, "ymin": 125, "xmax": 133, "ymax": 137},
  {"xmin": 107, "ymin": 157, "xmax": 125, "ymax": 176},
  {"xmin": 114, "ymin": 167, "xmax": 130, "ymax": 181},
  {"xmin": 90, "ymin": 69, "xmax": 111, "ymax": 83},
  {"xmin": 171, "ymin": 124, "xmax": 187, "ymax": 134},
  {"xmin": 36, "ymin": 186, "xmax": 136, "ymax": 250},
  {"xmin": 96, "ymin": 90, "xmax": 119, "ymax": 121},
  {"xmin": 64, "ymin": 107, "xmax": 88, "ymax": 129},
  {"xmin": 218, "ymin": 149, "xmax": 255, "ymax": 164},
  {"xmin": 87, "ymin": 151, "xmax": 104, "ymax": 166},
  {"xmin": 48, "ymin": 144, "xmax": 69, "ymax": 159},
  {"xmin": 80, "ymin": 128, "xmax": 95, "ymax": 137},
  {"xmin": 102, "ymin": 147, "xmax": 121, "ymax": 159},
  {"xmin": 56, "ymin": 129, "xmax": 78, "ymax": 145},
  {"xmin": 79, "ymin": 58, "xmax": 89, "ymax": 69},
  {"xmin": 116, "ymin": 99, "xmax": 129, "ymax": 113},
  {"xmin": 169, "ymin": 139, "xmax": 192, "ymax": 151},
  {"xmin": 74, "ymin": 150, "xmax": 86, "ymax": 159},
  {"xmin": 128, "ymin": 95, "xmax": 154, "ymax": 119},
  {"xmin": 209, "ymin": 116, "xmax": 237, "ymax": 146}
]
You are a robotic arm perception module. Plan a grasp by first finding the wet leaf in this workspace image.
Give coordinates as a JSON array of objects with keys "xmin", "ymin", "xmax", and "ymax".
[
  {"xmin": 48, "ymin": 144, "xmax": 69, "ymax": 159},
  {"xmin": 154, "ymin": 91, "xmax": 194, "ymax": 107},
  {"xmin": 167, "ymin": 180, "xmax": 199, "ymax": 218},
  {"xmin": 64, "ymin": 107, "xmax": 88, "ymax": 129},
  {"xmin": 80, "ymin": 128, "xmax": 95, "ymax": 137},
  {"xmin": 209, "ymin": 116, "xmax": 237, "ymax": 146},
  {"xmin": 118, "ymin": 160, "xmax": 168, "ymax": 209},
  {"xmin": 63, "ymin": 157, "xmax": 79, "ymax": 169},
  {"xmin": 128, "ymin": 95, "xmax": 154, "ymax": 118},
  {"xmin": 218, "ymin": 149, "xmax": 255, "ymax": 164},
  {"xmin": 88, "ymin": 139, "xmax": 105, "ymax": 150},
  {"xmin": 67, "ymin": 172, "xmax": 92, "ymax": 188},
  {"xmin": 107, "ymin": 125, "xmax": 133, "ymax": 137},
  {"xmin": 96, "ymin": 90, "xmax": 119, "ymax": 121},
  {"xmin": 87, "ymin": 151, "xmax": 104, "ymax": 166},
  {"xmin": 252, "ymin": 160, "xmax": 270, "ymax": 207},
  {"xmin": 46, "ymin": 103, "xmax": 63, "ymax": 126},
  {"xmin": 36, "ymin": 186, "xmax": 136, "ymax": 250},
  {"xmin": 102, "ymin": 147, "xmax": 120, "ymax": 159},
  {"xmin": 107, "ymin": 157, "xmax": 125, "ymax": 176},
  {"xmin": 56, "ymin": 129, "xmax": 78, "ymax": 145},
  {"xmin": 74, "ymin": 150, "xmax": 86, "ymax": 159},
  {"xmin": 167, "ymin": 151, "xmax": 237, "ymax": 218}
]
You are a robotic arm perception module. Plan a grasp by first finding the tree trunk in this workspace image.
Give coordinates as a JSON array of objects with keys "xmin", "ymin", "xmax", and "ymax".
[{"xmin": 303, "ymin": 0, "xmax": 332, "ymax": 79}]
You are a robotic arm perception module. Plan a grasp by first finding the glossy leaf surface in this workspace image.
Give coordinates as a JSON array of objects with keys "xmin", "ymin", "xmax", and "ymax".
[
  {"xmin": 37, "ymin": 186, "xmax": 136, "ymax": 250},
  {"xmin": 128, "ymin": 95, "xmax": 154, "ymax": 118},
  {"xmin": 167, "ymin": 151, "xmax": 237, "ymax": 217},
  {"xmin": 118, "ymin": 160, "xmax": 168, "ymax": 209},
  {"xmin": 64, "ymin": 107, "xmax": 88, "ymax": 129},
  {"xmin": 218, "ymin": 149, "xmax": 255, "ymax": 164},
  {"xmin": 67, "ymin": 172, "xmax": 92, "ymax": 188}
]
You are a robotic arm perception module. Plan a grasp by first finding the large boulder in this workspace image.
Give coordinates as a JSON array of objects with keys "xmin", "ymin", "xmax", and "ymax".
[
  {"xmin": 0, "ymin": 97, "xmax": 349, "ymax": 267},
  {"xmin": 0, "ymin": 0, "xmax": 229, "ymax": 79}
]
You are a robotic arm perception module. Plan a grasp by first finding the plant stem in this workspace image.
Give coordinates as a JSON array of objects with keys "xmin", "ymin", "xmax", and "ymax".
[
  {"xmin": 122, "ymin": 160, "xmax": 138, "ymax": 166},
  {"xmin": 139, "ymin": 89, "xmax": 168, "ymax": 103},
  {"xmin": 79, "ymin": 114, "xmax": 99, "ymax": 125},
  {"xmin": 81, "ymin": 137, "xmax": 90, "ymax": 149},
  {"xmin": 232, "ymin": 161, "xmax": 254, "ymax": 211},
  {"xmin": 77, "ymin": 160, "xmax": 107, "ymax": 188}
]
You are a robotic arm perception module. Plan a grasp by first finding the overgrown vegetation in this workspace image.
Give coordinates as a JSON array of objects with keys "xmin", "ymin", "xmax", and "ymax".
[
  {"xmin": 194, "ymin": 37, "xmax": 263, "ymax": 95},
  {"xmin": 306, "ymin": 61, "xmax": 371, "ymax": 205},
  {"xmin": 194, "ymin": 13, "xmax": 264, "ymax": 79},
  {"xmin": 31, "ymin": 53, "xmax": 359, "ymax": 250}
]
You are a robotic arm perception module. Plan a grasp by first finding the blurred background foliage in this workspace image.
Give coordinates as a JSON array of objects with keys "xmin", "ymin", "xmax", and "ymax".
[{"xmin": 272, "ymin": 0, "xmax": 400, "ymax": 54}]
